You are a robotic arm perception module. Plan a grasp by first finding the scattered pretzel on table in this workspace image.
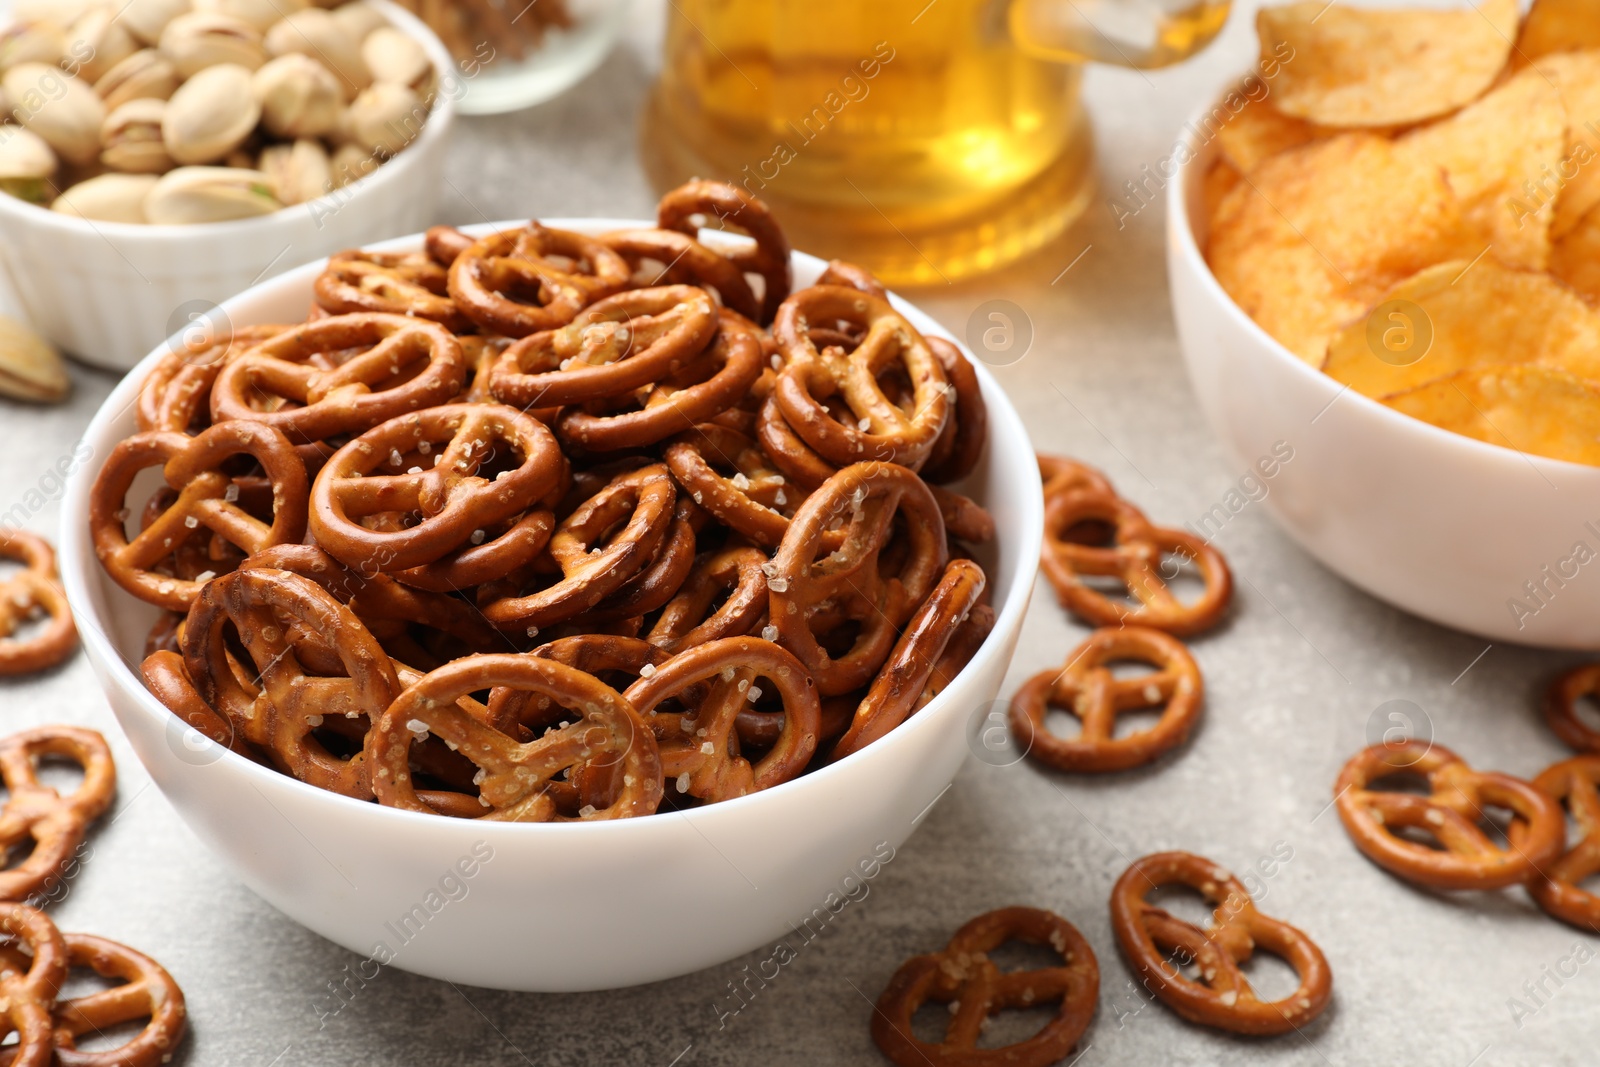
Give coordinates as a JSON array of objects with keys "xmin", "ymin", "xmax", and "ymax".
[
  {"xmin": 0, "ymin": 727, "xmax": 115, "ymax": 904},
  {"xmin": 0, "ymin": 531, "xmax": 77, "ymax": 676},
  {"xmin": 1333, "ymin": 740, "xmax": 1564, "ymax": 891},
  {"xmin": 871, "ymin": 906, "xmax": 1099, "ymax": 1067},
  {"xmin": 1519, "ymin": 756, "xmax": 1600, "ymax": 932},
  {"xmin": 1543, "ymin": 663, "xmax": 1600, "ymax": 753},
  {"xmin": 1110, "ymin": 851, "xmax": 1332, "ymax": 1035}
]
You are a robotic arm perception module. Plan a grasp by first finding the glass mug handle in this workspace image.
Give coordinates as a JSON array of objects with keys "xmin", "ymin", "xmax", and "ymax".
[{"xmin": 1008, "ymin": 0, "xmax": 1232, "ymax": 69}]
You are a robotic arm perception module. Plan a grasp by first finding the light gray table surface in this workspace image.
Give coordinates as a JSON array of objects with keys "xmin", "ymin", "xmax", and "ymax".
[{"xmin": 2, "ymin": 2, "xmax": 1594, "ymax": 1064}]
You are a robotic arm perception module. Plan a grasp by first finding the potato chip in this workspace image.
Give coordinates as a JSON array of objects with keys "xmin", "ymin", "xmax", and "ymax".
[
  {"xmin": 1324, "ymin": 259, "xmax": 1600, "ymax": 397},
  {"xmin": 1205, "ymin": 133, "xmax": 1460, "ymax": 362},
  {"xmin": 1518, "ymin": 0, "xmax": 1600, "ymax": 61},
  {"xmin": 1552, "ymin": 205, "xmax": 1600, "ymax": 304},
  {"xmin": 1399, "ymin": 64, "xmax": 1565, "ymax": 271},
  {"xmin": 1530, "ymin": 52, "xmax": 1600, "ymax": 239},
  {"xmin": 1216, "ymin": 96, "xmax": 1323, "ymax": 174},
  {"xmin": 1258, "ymin": 0, "xmax": 1518, "ymax": 128},
  {"xmin": 1384, "ymin": 365, "xmax": 1600, "ymax": 466}
]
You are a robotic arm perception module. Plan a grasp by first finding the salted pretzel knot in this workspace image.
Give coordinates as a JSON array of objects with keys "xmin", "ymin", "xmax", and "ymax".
[
  {"xmin": 1519, "ymin": 756, "xmax": 1600, "ymax": 932},
  {"xmin": 658, "ymin": 179, "xmax": 793, "ymax": 324},
  {"xmin": 646, "ymin": 546, "xmax": 769, "ymax": 654},
  {"xmin": 0, "ymin": 531, "xmax": 76, "ymax": 676},
  {"xmin": 773, "ymin": 286, "xmax": 951, "ymax": 470},
  {"xmin": 1040, "ymin": 486, "xmax": 1232, "ymax": 636},
  {"xmin": 1009, "ymin": 626, "xmax": 1203, "ymax": 773},
  {"xmin": 89, "ymin": 422, "xmax": 308, "ymax": 611},
  {"xmin": 1544, "ymin": 664, "xmax": 1600, "ymax": 753},
  {"xmin": 313, "ymin": 249, "xmax": 472, "ymax": 332},
  {"xmin": 624, "ymin": 637, "xmax": 820, "ymax": 803},
  {"xmin": 42, "ymin": 933, "xmax": 187, "ymax": 1067},
  {"xmin": 0, "ymin": 728, "xmax": 114, "ymax": 904},
  {"xmin": 448, "ymin": 224, "xmax": 629, "ymax": 337},
  {"xmin": 1110, "ymin": 851, "xmax": 1331, "ymax": 1035},
  {"xmin": 598, "ymin": 228, "xmax": 761, "ymax": 323},
  {"xmin": 1334, "ymin": 740, "xmax": 1565, "ymax": 891},
  {"xmin": 309, "ymin": 403, "xmax": 567, "ymax": 573},
  {"xmin": 368, "ymin": 654, "xmax": 663, "ymax": 821},
  {"xmin": 872, "ymin": 906, "xmax": 1099, "ymax": 1067},
  {"xmin": 210, "ymin": 313, "xmax": 466, "ymax": 443},
  {"xmin": 0, "ymin": 903, "xmax": 67, "ymax": 1067},
  {"xmin": 135, "ymin": 323, "xmax": 290, "ymax": 434},
  {"xmin": 664, "ymin": 424, "xmax": 797, "ymax": 548}
]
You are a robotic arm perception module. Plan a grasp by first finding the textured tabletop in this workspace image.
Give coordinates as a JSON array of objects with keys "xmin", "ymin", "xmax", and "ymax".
[{"xmin": 3, "ymin": 2, "xmax": 1593, "ymax": 1064}]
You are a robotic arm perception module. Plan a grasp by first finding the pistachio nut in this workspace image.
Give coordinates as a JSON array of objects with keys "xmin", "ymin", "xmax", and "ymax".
[
  {"xmin": 1, "ymin": 64, "xmax": 105, "ymax": 166},
  {"xmin": 13, "ymin": 1, "xmax": 99, "ymax": 27},
  {"xmin": 0, "ymin": 22, "xmax": 66, "ymax": 75},
  {"xmin": 159, "ymin": 12, "xmax": 267, "ymax": 79},
  {"xmin": 260, "ymin": 137, "xmax": 330, "ymax": 205},
  {"xmin": 0, "ymin": 314, "xmax": 69, "ymax": 404},
  {"xmin": 163, "ymin": 64, "xmax": 261, "ymax": 166},
  {"xmin": 93, "ymin": 49, "xmax": 182, "ymax": 111},
  {"xmin": 264, "ymin": 10, "xmax": 370, "ymax": 100},
  {"xmin": 66, "ymin": 9, "xmax": 140, "ymax": 85},
  {"xmin": 0, "ymin": 124, "xmax": 57, "ymax": 183},
  {"xmin": 52, "ymin": 172, "xmax": 158, "ymax": 223},
  {"xmin": 347, "ymin": 82, "xmax": 422, "ymax": 157},
  {"xmin": 144, "ymin": 165, "xmax": 282, "ymax": 224},
  {"xmin": 330, "ymin": 3, "xmax": 388, "ymax": 44},
  {"xmin": 195, "ymin": 0, "xmax": 312, "ymax": 33},
  {"xmin": 101, "ymin": 98, "xmax": 173, "ymax": 173},
  {"xmin": 328, "ymin": 140, "xmax": 376, "ymax": 189},
  {"xmin": 360, "ymin": 28, "xmax": 431, "ymax": 90},
  {"xmin": 119, "ymin": 0, "xmax": 196, "ymax": 47},
  {"xmin": 252, "ymin": 53, "xmax": 343, "ymax": 140}
]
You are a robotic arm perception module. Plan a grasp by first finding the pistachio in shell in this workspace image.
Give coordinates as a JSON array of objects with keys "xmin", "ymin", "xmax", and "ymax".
[
  {"xmin": 328, "ymin": 140, "xmax": 376, "ymax": 188},
  {"xmin": 94, "ymin": 49, "xmax": 182, "ymax": 111},
  {"xmin": 252, "ymin": 53, "xmax": 344, "ymax": 140},
  {"xmin": 1, "ymin": 64, "xmax": 105, "ymax": 166},
  {"xmin": 53, "ymin": 172, "xmax": 158, "ymax": 223},
  {"xmin": 330, "ymin": 2, "xmax": 388, "ymax": 43},
  {"xmin": 196, "ymin": 0, "xmax": 313, "ymax": 33},
  {"xmin": 13, "ymin": 1, "xmax": 99, "ymax": 27},
  {"xmin": 159, "ymin": 12, "xmax": 267, "ymax": 79},
  {"xmin": 260, "ymin": 137, "xmax": 331, "ymax": 205},
  {"xmin": 0, "ymin": 124, "xmax": 55, "ymax": 181},
  {"xmin": 65, "ymin": 8, "xmax": 140, "ymax": 85},
  {"xmin": 0, "ymin": 314, "xmax": 70, "ymax": 404},
  {"xmin": 264, "ymin": 9, "xmax": 370, "ymax": 100},
  {"xmin": 144, "ymin": 165, "xmax": 282, "ymax": 224},
  {"xmin": 102, "ymin": 98, "xmax": 174, "ymax": 174},
  {"xmin": 119, "ymin": 0, "xmax": 196, "ymax": 47},
  {"xmin": 361, "ymin": 27, "xmax": 431, "ymax": 90},
  {"xmin": 347, "ymin": 82, "xmax": 423, "ymax": 156},
  {"xmin": 163, "ymin": 64, "xmax": 261, "ymax": 166},
  {"xmin": 0, "ymin": 21, "xmax": 66, "ymax": 75}
]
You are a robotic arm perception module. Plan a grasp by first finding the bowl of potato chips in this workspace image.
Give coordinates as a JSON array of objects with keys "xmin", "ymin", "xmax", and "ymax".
[{"xmin": 1170, "ymin": 0, "xmax": 1600, "ymax": 648}]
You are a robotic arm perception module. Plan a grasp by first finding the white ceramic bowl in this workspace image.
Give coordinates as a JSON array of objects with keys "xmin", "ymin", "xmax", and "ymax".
[
  {"xmin": 59, "ymin": 223, "xmax": 1042, "ymax": 991},
  {"xmin": 1168, "ymin": 97, "xmax": 1600, "ymax": 648},
  {"xmin": 0, "ymin": 0, "xmax": 456, "ymax": 372}
]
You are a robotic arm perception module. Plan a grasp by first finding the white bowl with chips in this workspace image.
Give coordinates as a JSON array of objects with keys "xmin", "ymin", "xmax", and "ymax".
[
  {"xmin": 59, "ymin": 221, "xmax": 1042, "ymax": 992},
  {"xmin": 1168, "ymin": 95, "xmax": 1600, "ymax": 649}
]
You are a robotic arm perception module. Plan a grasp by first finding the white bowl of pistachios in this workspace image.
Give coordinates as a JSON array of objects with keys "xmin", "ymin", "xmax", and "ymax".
[{"xmin": 0, "ymin": 0, "xmax": 455, "ymax": 371}]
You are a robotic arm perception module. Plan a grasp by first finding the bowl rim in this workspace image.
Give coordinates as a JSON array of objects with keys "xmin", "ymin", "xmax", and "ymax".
[
  {"xmin": 0, "ymin": 0, "xmax": 456, "ymax": 243},
  {"xmin": 59, "ymin": 218, "xmax": 1044, "ymax": 838},
  {"xmin": 1166, "ymin": 81, "xmax": 1600, "ymax": 481}
]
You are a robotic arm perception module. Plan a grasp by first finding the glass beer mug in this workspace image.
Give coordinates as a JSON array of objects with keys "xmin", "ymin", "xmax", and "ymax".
[{"xmin": 643, "ymin": 0, "xmax": 1229, "ymax": 286}]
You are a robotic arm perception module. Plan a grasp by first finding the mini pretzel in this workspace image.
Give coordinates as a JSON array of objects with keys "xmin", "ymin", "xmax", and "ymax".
[
  {"xmin": 89, "ymin": 423, "xmax": 308, "ymax": 611},
  {"xmin": 0, "ymin": 728, "xmax": 114, "ymax": 904},
  {"xmin": 313, "ymin": 249, "xmax": 471, "ymax": 332},
  {"xmin": 624, "ymin": 637, "xmax": 819, "ymax": 803},
  {"xmin": 920, "ymin": 337, "xmax": 988, "ymax": 486},
  {"xmin": 183, "ymin": 569, "xmax": 400, "ymax": 797},
  {"xmin": 498, "ymin": 635, "xmax": 675, "ymax": 736},
  {"xmin": 769, "ymin": 462, "xmax": 947, "ymax": 696},
  {"xmin": 0, "ymin": 903, "xmax": 67, "ymax": 1067},
  {"xmin": 1110, "ymin": 851, "xmax": 1332, "ymax": 1035},
  {"xmin": 599, "ymin": 228, "xmax": 762, "ymax": 323},
  {"xmin": 1521, "ymin": 756, "xmax": 1600, "ymax": 932},
  {"xmin": 658, "ymin": 179, "xmax": 792, "ymax": 323},
  {"xmin": 368, "ymin": 654, "xmax": 662, "ymax": 821},
  {"xmin": 815, "ymin": 260, "xmax": 886, "ymax": 300},
  {"xmin": 141, "ymin": 649, "xmax": 251, "ymax": 757},
  {"xmin": 1543, "ymin": 664, "xmax": 1600, "ymax": 752},
  {"xmin": 573, "ymin": 499, "xmax": 702, "ymax": 625},
  {"xmin": 1334, "ymin": 740, "xmax": 1565, "ymax": 891},
  {"xmin": 0, "ymin": 531, "xmax": 76, "ymax": 676},
  {"xmin": 1009, "ymin": 627, "xmax": 1203, "ymax": 773},
  {"xmin": 448, "ymin": 225, "xmax": 629, "ymax": 337},
  {"xmin": 647, "ymin": 546, "xmax": 769, "ymax": 653},
  {"xmin": 136, "ymin": 323, "xmax": 290, "ymax": 434},
  {"xmin": 918, "ymin": 603, "xmax": 995, "ymax": 711},
  {"xmin": 210, "ymin": 313, "xmax": 466, "ymax": 443},
  {"xmin": 773, "ymin": 287, "xmax": 950, "ymax": 470},
  {"xmin": 834, "ymin": 559, "xmax": 986, "ymax": 759},
  {"xmin": 488, "ymin": 285, "xmax": 719, "ymax": 409},
  {"xmin": 755, "ymin": 395, "xmax": 840, "ymax": 490},
  {"xmin": 309, "ymin": 403, "xmax": 567, "ymax": 573},
  {"xmin": 481, "ymin": 464, "xmax": 677, "ymax": 632},
  {"xmin": 24, "ymin": 934, "xmax": 186, "ymax": 1067},
  {"xmin": 424, "ymin": 224, "xmax": 474, "ymax": 266},
  {"xmin": 1041, "ymin": 487, "xmax": 1232, "ymax": 636},
  {"xmin": 664, "ymin": 424, "xmax": 797, "ymax": 547},
  {"xmin": 1037, "ymin": 454, "xmax": 1113, "ymax": 499},
  {"xmin": 872, "ymin": 906, "xmax": 1098, "ymax": 1067},
  {"xmin": 928, "ymin": 484, "xmax": 995, "ymax": 545},
  {"xmin": 556, "ymin": 322, "xmax": 763, "ymax": 452}
]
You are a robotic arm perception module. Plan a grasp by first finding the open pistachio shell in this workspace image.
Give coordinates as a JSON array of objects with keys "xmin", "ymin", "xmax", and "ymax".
[
  {"xmin": 159, "ymin": 12, "xmax": 267, "ymax": 79},
  {"xmin": 144, "ymin": 165, "xmax": 282, "ymax": 224},
  {"xmin": 163, "ymin": 63, "xmax": 261, "ymax": 166},
  {"xmin": 361, "ymin": 27, "xmax": 431, "ymax": 90},
  {"xmin": 196, "ymin": 0, "xmax": 313, "ymax": 33},
  {"xmin": 328, "ymin": 140, "xmax": 376, "ymax": 188},
  {"xmin": 330, "ymin": 2, "xmax": 388, "ymax": 43},
  {"xmin": 260, "ymin": 137, "xmax": 331, "ymax": 205},
  {"xmin": 66, "ymin": 8, "xmax": 140, "ymax": 85},
  {"xmin": 53, "ymin": 172, "xmax": 158, "ymax": 223},
  {"xmin": 253, "ymin": 52, "xmax": 344, "ymax": 140},
  {"xmin": 101, "ymin": 98, "xmax": 174, "ymax": 174},
  {"xmin": 0, "ymin": 22, "xmax": 66, "ymax": 75},
  {"xmin": 0, "ymin": 124, "xmax": 57, "ymax": 182},
  {"xmin": 0, "ymin": 314, "xmax": 70, "ymax": 404},
  {"xmin": 347, "ymin": 82, "xmax": 423, "ymax": 156},
  {"xmin": 1, "ymin": 64, "xmax": 105, "ymax": 166},
  {"xmin": 94, "ymin": 49, "xmax": 182, "ymax": 111},
  {"xmin": 119, "ymin": 0, "xmax": 196, "ymax": 47},
  {"xmin": 264, "ymin": 9, "xmax": 370, "ymax": 100}
]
